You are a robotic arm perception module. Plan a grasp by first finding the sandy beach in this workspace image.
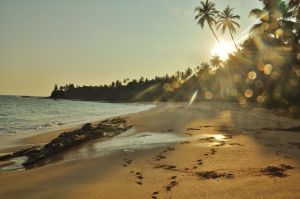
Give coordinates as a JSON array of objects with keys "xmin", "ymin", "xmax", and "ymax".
[{"xmin": 0, "ymin": 102, "xmax": 300, "ymax": 199}]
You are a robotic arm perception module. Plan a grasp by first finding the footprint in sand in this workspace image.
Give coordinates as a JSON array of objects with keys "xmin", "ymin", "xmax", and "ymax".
[
  {"xmin": 153, "ymin": 147, "xmax": 175, "ymax": 161},
  {"xmin": 210, "ymin": 149, "xmax": 217, "ymax": 155},
  {"xmin": 151, "ymin": 177, "xmax": 178, "ymax": 198},
  {"xmin": 196, "ymin": 171, "xmax": 234, "ymax": 179},
  {"xmin": 134, "ymin": 172, "xmax": 144, "ymax": 185},
  {"xmin": 153, "ymin": 164, "xmax": 177, "ymax": 171},
  {"xmin": 122, "ymin": 158, "xmax": 133, "ymax": 167},
  {"xmin": 215, "ymin": 141, "xmax": 226, "ymax": 147},
  {"xmin": 186, "ymin": 127, "xmax": 201, "ymax": 131},
  {"xmin": 229, "ymin": 143, "xmax": 244, "ymax": 146},
  {"xmin": 151, "ymin": 191, "xmax": 159, "ymax": 199},
  {"xmin": 153, "ymin": 154, "xmax": 167, "ymax": 161},
  {"xmin": 203, "ymin": 149, "xmax": 217, "ymax": 156},
  {"xmin": 197, "ymin": 159, "xmax": 203, "ymax": 165},
  {"xmin": 199, "ymin": 137, "xmax": 215, "ymax": 142},
  {"xmin": 200, "ymin": 125, "xmax": 211, "ymax": 128},
  {"xmin": 180, "ymin": 141, "xmax": 190, "ymax": 145},
  {"xmin": 165, "ymin": 179, "xmax": 179, "ymax": 191}
]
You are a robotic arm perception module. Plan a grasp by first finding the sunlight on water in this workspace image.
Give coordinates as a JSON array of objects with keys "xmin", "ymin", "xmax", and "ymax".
[{"xmin": 69, "ymin": 129, "xmax": 229, "ymax": 160}]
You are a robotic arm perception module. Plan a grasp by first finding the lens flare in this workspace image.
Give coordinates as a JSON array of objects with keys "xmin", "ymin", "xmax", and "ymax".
[
  {"xmin": 244, "ymin": 89, "xmax": 253, "ymax": 98},
  {"xmin": 256, "ymin": 95, "xmax": 265, "ymax": 104},
  {"xmin": 275, "ymin": 29, "xmax": 283, "ymax": 38},
  {"xmin": 264, "ymin": 64, "xmax": 273, "ymax": 75},
  {"xmin": 163, "ymin": 83, "xmax": 173, "ymax": 92},
  {"xmin": 189, "ymin": 90, "xmax": 198, "ymax": 106},
  {"xmin": 248, "ymin": 71, "xmax": 257, "ymax": 80},
  {"xmin": 204, "ymin": 91, "xmax": 213, "ymax": 100},
  {"xmin": 211, "ymin": 40, "xmax": 235, "ymax": 60}
]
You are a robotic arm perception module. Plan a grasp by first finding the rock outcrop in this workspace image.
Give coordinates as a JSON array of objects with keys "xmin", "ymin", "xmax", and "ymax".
[{"xmin": 0, "ymin": 118, "xmax": 131, "ymax": 167}]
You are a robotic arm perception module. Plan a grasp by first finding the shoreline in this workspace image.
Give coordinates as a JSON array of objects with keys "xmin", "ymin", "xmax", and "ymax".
[
  {"xmin": 0, "ymin": 102, "xmax": 157, "ymax": 154},
  {"xmin": 0, "ymin": 102, "xmax": 300, "ymax": 198}
]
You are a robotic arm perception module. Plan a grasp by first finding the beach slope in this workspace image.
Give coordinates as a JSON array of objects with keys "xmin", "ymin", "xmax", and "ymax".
[{"xmin": 0, "ymin": 102, "xmax": 300, "ymax": 199}]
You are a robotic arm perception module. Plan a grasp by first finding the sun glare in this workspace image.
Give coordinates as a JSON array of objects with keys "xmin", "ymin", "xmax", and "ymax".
[{"xmin": 211, "ymin": 41, "xmax": 235, "ymax": 60}]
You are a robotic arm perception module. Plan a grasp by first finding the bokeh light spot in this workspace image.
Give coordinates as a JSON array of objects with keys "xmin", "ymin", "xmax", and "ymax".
[
  {"xmin": 244, "ymin": 89, "xmax": 253, "ymax": 98},
  {"xmin": 248, "ymin": 71, "xmax": 257, "ymax": 80},
  {"xmin": 171, "ymin": 81, "xmax": 180, "ymax": 90},
  {"xmin": 264, "ymin": 64, "xmax": 273, "ymax": 75},
  {"xmin": 204, "ymin": 91, "xmax": 213, "ymax": 100},
  {"xmin": 163, "ymin": 83, "xmax": 173, "ymax": 92},
  {"xmin": 275, "ymin": 29, "xmax": 283, "ymax": 38},
  {"xmin": 256, "ymin": 95, "xmax": 265, "ymax": 104}
]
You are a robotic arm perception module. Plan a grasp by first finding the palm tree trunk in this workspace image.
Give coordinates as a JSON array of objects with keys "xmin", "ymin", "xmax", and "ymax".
[
  {"xmin": 229, "ymin": 31, "xmax": 239, "ymax": 51},
  {"xmin": 208, "ymin": 23, "xmax": 220, "ymax": 43}
]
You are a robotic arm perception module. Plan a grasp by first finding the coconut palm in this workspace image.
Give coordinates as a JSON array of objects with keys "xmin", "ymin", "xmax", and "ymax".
[
  {"xmin": 249, "ymin": 0, "xmax": 298, "ymax": 45},
  {"xmin": 288, "ymin": 0, "xmax": 300, "ymax": 20},
  {"xmin": 210, "ymin": 55, "xmax": 222, "ymax": 68},
  {"xmin": 217, "ymin": 6, "xmax": 240, "ymax": 50},
  {"xmin": 195, "ymin": 0, "xmax": 220, "ymax": 43},
  {"xmin": 201, "ymin": 62, "xmax": 210, "ymax": 69},
  {"xmin": 249, "ymin": 0, "xmax": 290, "ymax": 34}
]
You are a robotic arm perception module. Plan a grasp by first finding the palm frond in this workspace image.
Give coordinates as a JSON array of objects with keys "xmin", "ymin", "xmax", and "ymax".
[{"xmin": 249, "ymin": 8, "xmax": 265, "ymax": 18}]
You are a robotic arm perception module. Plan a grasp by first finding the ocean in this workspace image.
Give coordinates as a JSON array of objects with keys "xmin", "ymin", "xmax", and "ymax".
[{"xmin": 0, "ymin": 95, "xmax": 154, "ymax": 135}]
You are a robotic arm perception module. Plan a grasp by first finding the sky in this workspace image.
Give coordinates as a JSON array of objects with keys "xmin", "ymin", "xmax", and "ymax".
[{"xmin": 0, "ymin": 0, "xmax": 261, "ymax": 96}]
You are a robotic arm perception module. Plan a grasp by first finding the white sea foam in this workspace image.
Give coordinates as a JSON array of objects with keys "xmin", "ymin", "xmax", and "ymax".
[{"xmin": 0, "ymin": 95, "xmax": 155, "ymax": 135}]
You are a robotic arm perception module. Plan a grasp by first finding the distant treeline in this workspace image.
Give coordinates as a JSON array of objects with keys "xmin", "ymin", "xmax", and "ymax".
[
  {"xmin": 50, "ymin": 69, "xmax": 206, "ymax": 102},
  {"xmin": 51, "ymin": 0, "xmax": 300, "ymax": 112}
]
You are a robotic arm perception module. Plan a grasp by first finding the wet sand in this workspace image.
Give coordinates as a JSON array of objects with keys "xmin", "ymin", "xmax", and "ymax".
[{"xmin": 0, "ymin": 102, "xmax": 300, "ymax": 199}]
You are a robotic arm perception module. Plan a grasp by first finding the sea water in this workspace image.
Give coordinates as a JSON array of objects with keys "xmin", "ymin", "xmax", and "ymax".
[{"xmin": 0, "ymin": 95, "xmax": 155, "ymax": 135}]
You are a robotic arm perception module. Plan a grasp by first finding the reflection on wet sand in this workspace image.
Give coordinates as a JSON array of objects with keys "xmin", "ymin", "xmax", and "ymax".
[{"xmin": 1, "ymin": 128, "xmax": 230, "ymax": 171}]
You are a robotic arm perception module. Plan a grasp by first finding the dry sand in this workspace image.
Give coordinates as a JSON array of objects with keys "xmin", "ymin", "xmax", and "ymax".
[{"xmin": 0, "ymin": 102, "xmax": 300, "ymax": 199}]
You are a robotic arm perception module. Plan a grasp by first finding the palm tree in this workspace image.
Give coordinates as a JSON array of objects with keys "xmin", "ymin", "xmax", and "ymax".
[
  {"xmin": 201, "ymin": 62, "xmax": 210, "ymax": 70},
  {"xmin": 210, "ymin": 55, "xmax": 222, "ymax": 68},
  {"xmin": 249, "ymin": 0, "xmax": 289, "ymax": 35},
  {"xmin": 195, "ymin": 0, "xmax": 220, "ymax": 43},
  {"xmin": 249, "ymin": 0, "xmax": 297, "ymax": 45},
  {"xmin": 288, "ymin": 0, "xmax": 300, "ymax": 20},
  {"xmin": 217, "ymin": 6, "xmax": 240, "ymax": 50}
]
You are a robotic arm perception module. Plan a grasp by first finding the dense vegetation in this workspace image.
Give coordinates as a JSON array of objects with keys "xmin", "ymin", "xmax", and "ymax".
[{"xmin": 51, "ymin": 0, "xmax": 300, "ymax": 112}]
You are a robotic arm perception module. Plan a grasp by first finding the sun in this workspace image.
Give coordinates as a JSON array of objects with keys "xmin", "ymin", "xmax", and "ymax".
[{"xmin": 211, "ymin": 40, "xmax": 235, "ymax": 60}]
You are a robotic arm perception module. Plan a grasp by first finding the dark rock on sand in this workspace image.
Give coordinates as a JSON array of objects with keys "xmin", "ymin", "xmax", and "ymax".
[
  {"xmin": 1, "ymin": 118, "xmax": 131, "ymax": 167},
  {"xmin": 0, "ymin": 153, "xmax": 13, "ymax": 161}
]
